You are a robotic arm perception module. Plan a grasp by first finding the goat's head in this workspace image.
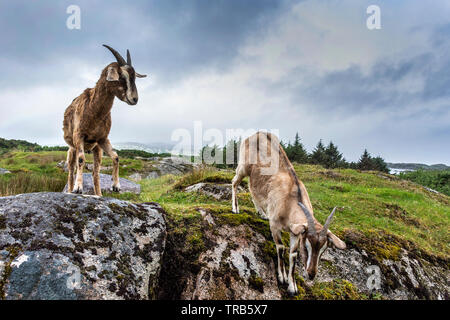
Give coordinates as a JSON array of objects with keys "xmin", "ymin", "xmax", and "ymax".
[
  {"xmin": 296, "ymin": 202, "xmax": 346, "ymax": 280},
  {"xmin": 103, "ymin": 44, "xmax": 147, "ymax": 105}
]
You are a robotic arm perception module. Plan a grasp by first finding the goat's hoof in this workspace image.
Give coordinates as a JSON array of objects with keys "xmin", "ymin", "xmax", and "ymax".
[
  {"xmin": 112, "ymin": 186, "xmax": 121, "ymax": 193},
  {"xmin": 72, "ymin": 188, "xmax": 83, "ymax": 194},
  {"xmin": 278, "ymin": 275, "xmax": 286, "ymax": 284},
  {"xmin": 231, "ymin": 209, "xmax": 240, "ymax": 214},
  {"xmin": 287, "ymin": 286, "xmax": 298, "ymax": 297}
]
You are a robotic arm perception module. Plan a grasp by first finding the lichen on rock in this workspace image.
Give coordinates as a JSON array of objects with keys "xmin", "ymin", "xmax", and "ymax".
[{"xmin": 0, "ymin": 192, "xmax": 166, "ymax": 300}]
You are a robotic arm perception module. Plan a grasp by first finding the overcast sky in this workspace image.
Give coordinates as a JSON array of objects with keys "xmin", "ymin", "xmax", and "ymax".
[{"xmin": 0, "ymin": 0, "xmax": 449, "ymax": 164}]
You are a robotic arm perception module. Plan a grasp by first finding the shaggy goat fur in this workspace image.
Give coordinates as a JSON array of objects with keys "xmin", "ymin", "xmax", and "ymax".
[{"xmin": 63, "ymin": 46, "xmax": 146, "ymax": 196}]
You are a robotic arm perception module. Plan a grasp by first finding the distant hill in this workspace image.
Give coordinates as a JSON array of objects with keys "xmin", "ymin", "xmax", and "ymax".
[
  {"xmin": 0, "ymin": 137, "xmax": 67, "ymax": 154},
  {"xmin": 0, "ymin": 137, "xmax": 173, "ymax": 158},
  {"xmin": 0, "ymin": 137, "xmax": 40, "ymax": 151},
  {"xmin": 113, "ymin": 142, "xmax": 174, "ymax": 154},
  {"xmin": 387, "ymin": 162, "xmax": 450, "ymax": 171}
]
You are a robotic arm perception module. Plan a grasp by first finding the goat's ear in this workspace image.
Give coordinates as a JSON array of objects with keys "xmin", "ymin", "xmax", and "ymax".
[
  {"xmin": 136, "ymin": 72, "xmax": 147, "ymax": 78},
  {"xmin": 290, "ymin": 223, "xmax": 307, "ymax": 236},
  {"xmin": 327, "ymin": 231, "xmax": 346, "ymax": 249},
  {"xmin": 106, "ymin": 66, "xmax": 120, "ymax": 81}
]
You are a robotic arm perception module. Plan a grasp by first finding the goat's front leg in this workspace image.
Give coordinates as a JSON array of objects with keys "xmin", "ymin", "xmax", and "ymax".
[
  {"xmin": 99, "ymin": 139, "xmax": 120, "ymax": 192},
  {"xmin": 66, "ymin": 147, "xmax": 77, "ymax": 193},
  {"xmin": 271, "ymin": 225, "xmax": 287, "ymax": 284},
  {"xmin": 73, "ymin": 138, "xmax": 86, "ymax": 194},
  {"xmin": 287, "ymin": 233, "xmax": 300, "ymax": 296},
  {"xmin": 92, "ymin": 145, "xmax": 103, "ymax": 196}
]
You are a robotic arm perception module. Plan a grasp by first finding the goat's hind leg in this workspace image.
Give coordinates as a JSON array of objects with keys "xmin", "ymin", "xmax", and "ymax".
[
  {"xmin": 92, "ymin": 145, "xmax": 103, "ymax": 196},
  {"xmin": 231, "ymin": 164, "xmax": 246, "ymax": 214},
  {"xmin": 99, "ymin": 139, "xmax": 120, "ymax": 192}
]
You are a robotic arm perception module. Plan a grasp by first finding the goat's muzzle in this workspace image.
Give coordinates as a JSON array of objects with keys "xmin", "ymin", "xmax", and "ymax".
[{"xmin": 126, "ymin": 97, "xmax": 138, "ymax": 105}]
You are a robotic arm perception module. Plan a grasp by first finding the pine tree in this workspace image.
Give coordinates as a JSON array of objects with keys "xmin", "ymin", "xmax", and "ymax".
[
  {"xmin": 357, "ymin": 149, "xmax": 373, "ymax": 170},
  {"xmin": 283, "ymin": 140, "xmax": 293, "ymax": 160},
  {"xmin": 372, "ymin": 156, "xmax": 389, "ymax": 173},
  {"xmin": 324, "ymin": 141, "xmax": 343, "ymax": 168},
  {"xmin": 290, "ymin": 132, "xmax": 308, "ymax": 163},
  {"xmin": 310, "ymin": 139, "xmax": 326, "ymax": 165},
  {"xmin": 224, "ymin": 139, "xmax": 240, "ymax": 169},
  {"xmin": 356, "ymin": 149, "xmax": 389, "ymax": 172}
]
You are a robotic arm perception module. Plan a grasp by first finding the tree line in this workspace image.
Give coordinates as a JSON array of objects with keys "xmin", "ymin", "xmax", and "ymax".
[
  {"xmin": 200, "ymin": 132, "xmax": 389, "ymax": 173},
  {"xmin": 281, "ymin": 132, "xmax": 389, "ymax": 172}
]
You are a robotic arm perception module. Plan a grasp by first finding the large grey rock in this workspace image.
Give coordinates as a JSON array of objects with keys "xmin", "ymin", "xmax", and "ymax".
[
  {"xmin": 85, "ymin": 163, "xmax": 112, "ymax": 172},
  {"xmin": 129, "ymin": 173, "xmax": 142, "ymax": 182},
  {"xmin": 0, "ymin": 168, "xmax": 10, "ymax": 175},
  {"xmin": 62, "ymin": 173, "xmax": 141, "ymax": 195},
  {"xmin": 145, "ymin": 171, "xmax": 160, "ymax": 179},
  {"xmin": 57, "ymin": 162, "xmax": 111, "ymax": 174},
  {"xmin": 150, "ymin": 157, "xmax": 198, "ymax": 178},
  {"xmin": 0, "ymin": 192, "xmax": 166, "ymax": 300},
  {"xmin": 185, "ymin": 183, "xmax": 244, "ymax": 201},
  {"xmin": 314, "ymin": 246, "xmax": 449, "ymax": 300},
  {"xmin": 56, "ymin": 161, "xmax": 68, "ymax": 172}
]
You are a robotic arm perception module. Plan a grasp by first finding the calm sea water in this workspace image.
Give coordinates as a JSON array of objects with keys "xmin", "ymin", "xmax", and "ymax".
[{"xmin": 388, "ymin": 168, "xmax": 414, "ymax": 175}]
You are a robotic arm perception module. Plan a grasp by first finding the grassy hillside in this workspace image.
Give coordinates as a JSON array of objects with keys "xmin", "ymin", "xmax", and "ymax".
[
  {"xmin": 1, "ymin": 151, "xmax": 449, "ymax": 269},
  {"xmin": 132, "ymin": 165, "xmax": 449, "ymax": 260}
]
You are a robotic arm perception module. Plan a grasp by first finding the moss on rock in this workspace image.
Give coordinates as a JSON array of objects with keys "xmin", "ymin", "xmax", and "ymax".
[
  {"xmin": 0, "ymin": 245, "xmax": 21, "ymax": 299},
  {"xmin": 309, "ymin": 279, "xmax": 366, "ymax": 300}
]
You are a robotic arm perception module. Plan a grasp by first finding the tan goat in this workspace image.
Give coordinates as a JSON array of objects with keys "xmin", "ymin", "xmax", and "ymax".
[
  {"xmin": 231, "ymin": 132, "xmax": 346, "ymax": 295},
  {"xmin": 63, "ymin": 45, "xmax": 146, "ymax": 196}
]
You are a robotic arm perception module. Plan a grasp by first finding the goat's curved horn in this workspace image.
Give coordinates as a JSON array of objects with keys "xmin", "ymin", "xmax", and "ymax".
[
  {"xmin": 126, "ymin": 49, "xmax": 132, "ymax": 66},
  {"xmin": 298, "ymin": 202, "xmax": 316, "ymax": 235},
  {"xmin": 136, "ymin": 72, "xmax": 147, "ymax": 78},
  {"xmin": 103, "ymin": 44, "xmax": 126, "ymax": 66},
  {"xmin": 320, "ymin": 207, "xmax": 336, "ymax": 236}
]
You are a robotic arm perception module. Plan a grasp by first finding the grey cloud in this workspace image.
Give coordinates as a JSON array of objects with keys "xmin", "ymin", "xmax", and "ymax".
[
  {"xmin": 0, "ymin": 1, "xmax": 448, "ymax": 164},
  {"xmin": 0, "ymin": 0, "xmax": 286, "ymax": 87}
]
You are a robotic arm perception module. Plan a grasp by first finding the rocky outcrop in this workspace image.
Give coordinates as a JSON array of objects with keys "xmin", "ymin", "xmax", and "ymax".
[
  {"xmin": 0, "ymin": 189, "xmax": 448, "ymax": 300},
  {"xmin": 180, "ymin": 223, "xmax": 281, "ymax": 300},
  {"xmin": 0, "ymin": 192, "xmax": 166, "ymax": 300},
  {"xmin": 185, "ymin": 183, "xmax": 244, "ymax": 201},
  {"xmin": 62, "ymin": 173, "xmax": 141, "ymax": 195},
  {"xmin": 158, "ymin": 204, "xmax": 449, "ymax": 300},
  {"xmin": 315, "ymin": 244, "xmax": 449, "ymax": 300},
  {"xmin": 148, "ymin": 157, "xmax": 199, "ymax": 178}
]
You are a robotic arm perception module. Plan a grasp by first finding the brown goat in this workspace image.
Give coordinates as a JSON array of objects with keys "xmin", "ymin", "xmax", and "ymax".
[
  {"xmin": 63, "ymin": 45, "xmax": 146, "ymax": 196},
  {"xmin": 231, "ymin": 132, "xmax": 346, "ymax": 295}
]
